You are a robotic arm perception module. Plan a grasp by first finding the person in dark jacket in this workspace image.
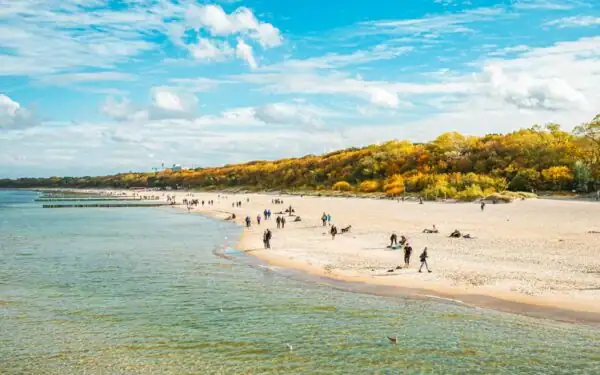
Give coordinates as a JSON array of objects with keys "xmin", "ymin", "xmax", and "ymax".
[
  {"xmin": 404, "ymin": 243, "xmax": 412, "ymax": 267},
  {"xmin": 263, "ymin": 229, "xmax": 272, "ymax": 249},
  {"xmin": 390, "ymin": 233, "xmax": 398, "ymax": 247},
  {"xmin": 418, "ymin": 247, "xmax": 432, "ymax": 273}
]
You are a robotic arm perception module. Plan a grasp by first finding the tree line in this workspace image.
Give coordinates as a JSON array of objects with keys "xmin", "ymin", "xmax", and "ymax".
[{"xmin": 2, "ymin": 115, "xmax": 600, "ymax": 200}]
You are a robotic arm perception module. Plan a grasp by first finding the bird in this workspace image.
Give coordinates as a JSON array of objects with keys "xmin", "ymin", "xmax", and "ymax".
[
  {"xmin": 387, "ymin": 336, "xmax": 397, "ymax": 344},
  {"xmin": 286, "ymin": 343, "xmax": 294, "ymax": 351}
]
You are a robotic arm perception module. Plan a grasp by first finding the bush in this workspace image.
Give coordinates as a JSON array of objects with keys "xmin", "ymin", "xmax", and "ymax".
[
  {"xmin": 332, "ymin": 181, "xmax": 352, "ymax": 191},
  {"xmin": 359, "ymin": 180, "xmax": 380, "ymax": 193},
  {"xmin": 422, "ymin": 184, "xmax": 457, "ymax": 200},
  {"xmin": 384, "ymin": 174, "xmax": 404, "ymax": 196},
  {"xmin": 454, "ymin": 184, "xmax": 486, "ymax": 201}
]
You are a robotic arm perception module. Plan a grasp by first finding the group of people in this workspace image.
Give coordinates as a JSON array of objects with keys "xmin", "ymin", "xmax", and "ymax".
[
  {"xmin": 272, "ymin": 198, "xmax": 284, "ymax": 204},
  {"xmin": 321, "ymin": 213, "xmax": 332, "ymax": 226},
  {"xmin": 389, "ymin": 232, "xmax": 431, "ymax": 273},
  {"xmin": 233, "ymin": 201, "xmax": 243, "ymax": 208}
]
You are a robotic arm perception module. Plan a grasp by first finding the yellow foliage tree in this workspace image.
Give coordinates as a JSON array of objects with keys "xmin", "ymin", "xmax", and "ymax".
[
  {"xmin": 332, "ymin": 181, "xmax": 352, "ymax": 191},
  {"xmin": 359, "ymin": 180, "xmax": 380, "ymax": 193},
  {"xmin": 541, "ymin": 166, "xmax": 573, "ymax": 190},
  {"xmin": 384, "ymin": 174, "xmax": 405, "ymax": 196}
]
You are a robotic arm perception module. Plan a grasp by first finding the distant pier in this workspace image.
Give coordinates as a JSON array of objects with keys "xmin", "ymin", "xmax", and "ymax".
[
  {"xmin": 42, "ymin": 203, "xmax": 173, "ymax": 208},
  {"xmin": 35, "ymin": 197, "xmax": 155, "ymax": 202}
]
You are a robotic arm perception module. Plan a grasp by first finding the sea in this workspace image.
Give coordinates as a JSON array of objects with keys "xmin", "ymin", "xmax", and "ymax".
[{"xmin": 1, "ymin": 189, "xmax": 599, "ymax": 374}]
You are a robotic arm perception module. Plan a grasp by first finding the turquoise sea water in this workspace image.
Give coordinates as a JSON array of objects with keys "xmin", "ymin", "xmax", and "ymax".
[{"xmin": 1, "ymin": 190, "xmax": 599, "ymax": 374}]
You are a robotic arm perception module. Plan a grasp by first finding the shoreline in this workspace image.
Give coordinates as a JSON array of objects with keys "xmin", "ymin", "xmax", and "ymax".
[
  {"xmin": 236, "ymin": 226, "xmax": 600, "ymax": 325},
  {"xmin": 38, "ymin": 188, "xmax": 600, "ymax": 324}
]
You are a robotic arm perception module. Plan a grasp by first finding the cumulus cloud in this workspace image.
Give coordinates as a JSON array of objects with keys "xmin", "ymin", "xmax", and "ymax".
[
  {"xmin": 0, "ymin": 94, "xmax": 37, "ymax": 129},
  {"xmin": 186, "ymin": 5, "xmax": 282, "ymax": 47},
  {"xmin": 478, "ymin": 65, "xmax": 587, "ymax": 111},
  {"xmin": 177, "ymin": 4, "xmax": 282, "ymax": 68}
]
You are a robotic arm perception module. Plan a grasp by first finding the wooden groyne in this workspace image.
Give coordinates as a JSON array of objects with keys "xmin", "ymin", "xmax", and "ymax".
[
  {"xmin": 35, "ymin": 197, "xmax": 152, "ymax": 202},
  {"xmin": 42, "ymin": 203, "xmax": 172, "ymax": 208}
]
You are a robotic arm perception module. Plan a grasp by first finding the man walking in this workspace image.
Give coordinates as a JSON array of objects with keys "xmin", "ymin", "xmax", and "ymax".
[
  {"xmin": 404, "ymin": 243, "xmax": 412, "ymax": 267},
  {"xmin": 418, "ymin": 247, "xmax": 432, "ymax": 273},
  {"xmin": 263, "ymin": 229, "xmax": 272, "ymax": 249}
]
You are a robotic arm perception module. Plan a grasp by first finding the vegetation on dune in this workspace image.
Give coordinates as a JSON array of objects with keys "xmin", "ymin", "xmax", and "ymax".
[{"xmin": 2, "ymin": 117, "xmax": 600, "ymax": 201}]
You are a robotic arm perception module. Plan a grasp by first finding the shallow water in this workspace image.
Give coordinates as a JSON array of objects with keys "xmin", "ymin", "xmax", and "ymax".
[{"xmin": 1, "ymin": 190, "xmax": 599, "ymax": 374}]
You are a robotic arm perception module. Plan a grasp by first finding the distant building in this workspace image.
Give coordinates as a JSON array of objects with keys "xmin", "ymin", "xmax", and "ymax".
[{"xmin": 172, "ymin": 164, "xmax": 182, "ymax": 172}]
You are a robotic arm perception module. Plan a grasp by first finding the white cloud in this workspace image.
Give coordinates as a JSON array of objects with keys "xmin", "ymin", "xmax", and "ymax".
[
  {"xmin": 253, "ymin": 103, "xmax": 325, "ymax": 127},
  {"xmin": 187, "ymin": 38, "xmax": 234, "ymax": 61},
  {"xmin": 367, "ymin": 87, "xmax": 401, "ymax": 109},
  {"xmin": 478, "ymin": 65, "xmax": 587, "ymax": 111},
  {"xmin": 356, "ymin": 7, "xmax": 505, "ymax": 37},
  {"xmin": 545, "ymin": 16, "xmax": 600, "ymax": 28},
  {"xmin": 151, "ymin": 87, "xmax": 197, "ymax": 113},
  {"xmin": 168, "ymin": 77, "xmax": 226, "ymax": 92},
  {"xmin": 185, "ymin": 5, "xmax": 282, "ymax": 48},
  {"xmin": 233, "ymin": 71, "xmax": 462, "ymax": 108},
  {"xmin": 512, "ymin": 0, "xmax": 585, "ymax": 10},
  {"xmin": 236, "ymin": 39, "xmax": 258, "ymax": 69},
  {"xmin": 0, "ymin": 94, "xmax": 37, "ymax": 129},
  {"xmin": 102, "ymin": 87, "xmax": 198, "ymax": 122},
  {"xmin": 0, "ymin": 1, "xmax": 281, "ymax": 82},
  {"xmin": 39, "ymin": 71, "xmax": 137, "ymax": 85},
  {"xmin": 264, "ymin": 44, "xmax": 413, "ymax": 71}
]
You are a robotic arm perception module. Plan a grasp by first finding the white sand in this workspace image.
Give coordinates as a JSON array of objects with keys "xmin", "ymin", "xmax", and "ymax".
[{"xmin": 70, "ymin": 188, "xmax": 600, "ymax": 318}]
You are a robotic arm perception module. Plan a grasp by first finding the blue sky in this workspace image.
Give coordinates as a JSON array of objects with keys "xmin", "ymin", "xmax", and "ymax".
[{"xmin": 1, "ymin": 0, "xmax": 600, "ymax": 178}]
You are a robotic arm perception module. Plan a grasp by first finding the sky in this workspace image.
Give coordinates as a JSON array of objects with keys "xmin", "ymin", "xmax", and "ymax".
[{"xmin": 1, "ymin": 0, "xmax": 600, "ymax": 178}]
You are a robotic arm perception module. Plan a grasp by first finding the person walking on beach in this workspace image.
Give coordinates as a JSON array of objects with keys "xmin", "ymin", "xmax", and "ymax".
[
  {"xmin": 418, "ymin": 247, "xmax": 432, "ymax": 273},
  {"xmin": 257, "ymin": 214, "xmax": 262, "ymax": 225},
  {"xmin": 330, "ymin": 225, "xmax": 338, "ymax": 240},
  {"xmin": 276, "ymin": 216, "xmax": 282, "ymax": 229},
  {"xmin": 245, "ymin": 216, "xmax": 251, "ymax": 228},
  {"xmin": 267, "ymin": 209, "xmax": 271, "ymax": 219},
  {"xmin": 404, "ymin": 243, "xmax": 413, "ymax": 267},
  {"xmin": 480, "ymin": 200, "xmax": 486, "ymax": 211},
  {"xmin": 321, "ymin": 213, "xmax": 327, "ymax": 227},
  {"xmin": 264, "ymin": 209, "xmax": 268, "ymax": 220},
  {"xmin": 390, "ymin": 232, "xmax": 398, "ymax": 247},
  {"xmin": 263, "ymin": 229, "xmax": 272, "ymax": 249},
  {"xmin": 281, "ymin": 216, "xmax": 286, "ymax": 229},
  {"xmin": 327, "ymin": 214, "xmax": 332, "ymax": 226}
]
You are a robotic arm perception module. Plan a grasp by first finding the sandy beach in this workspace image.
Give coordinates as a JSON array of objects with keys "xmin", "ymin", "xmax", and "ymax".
[{"xmin": 68, "ymin": 189, "xmax": 600, "ymax": 322}]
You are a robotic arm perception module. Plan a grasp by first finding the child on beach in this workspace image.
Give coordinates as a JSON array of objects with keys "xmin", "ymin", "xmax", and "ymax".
[
  {"xmin": 257, "ymin": 215, "xmax": 261, "ymax": 225},
  {"xmin": 418, "ymin": 247, "xmax": 432, "ymax": 273}
]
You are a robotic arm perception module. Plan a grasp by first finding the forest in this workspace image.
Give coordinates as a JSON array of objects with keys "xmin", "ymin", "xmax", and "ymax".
[{"xmin": 2, "ymin": 115, "xmax": 600, "ymax": 201}]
